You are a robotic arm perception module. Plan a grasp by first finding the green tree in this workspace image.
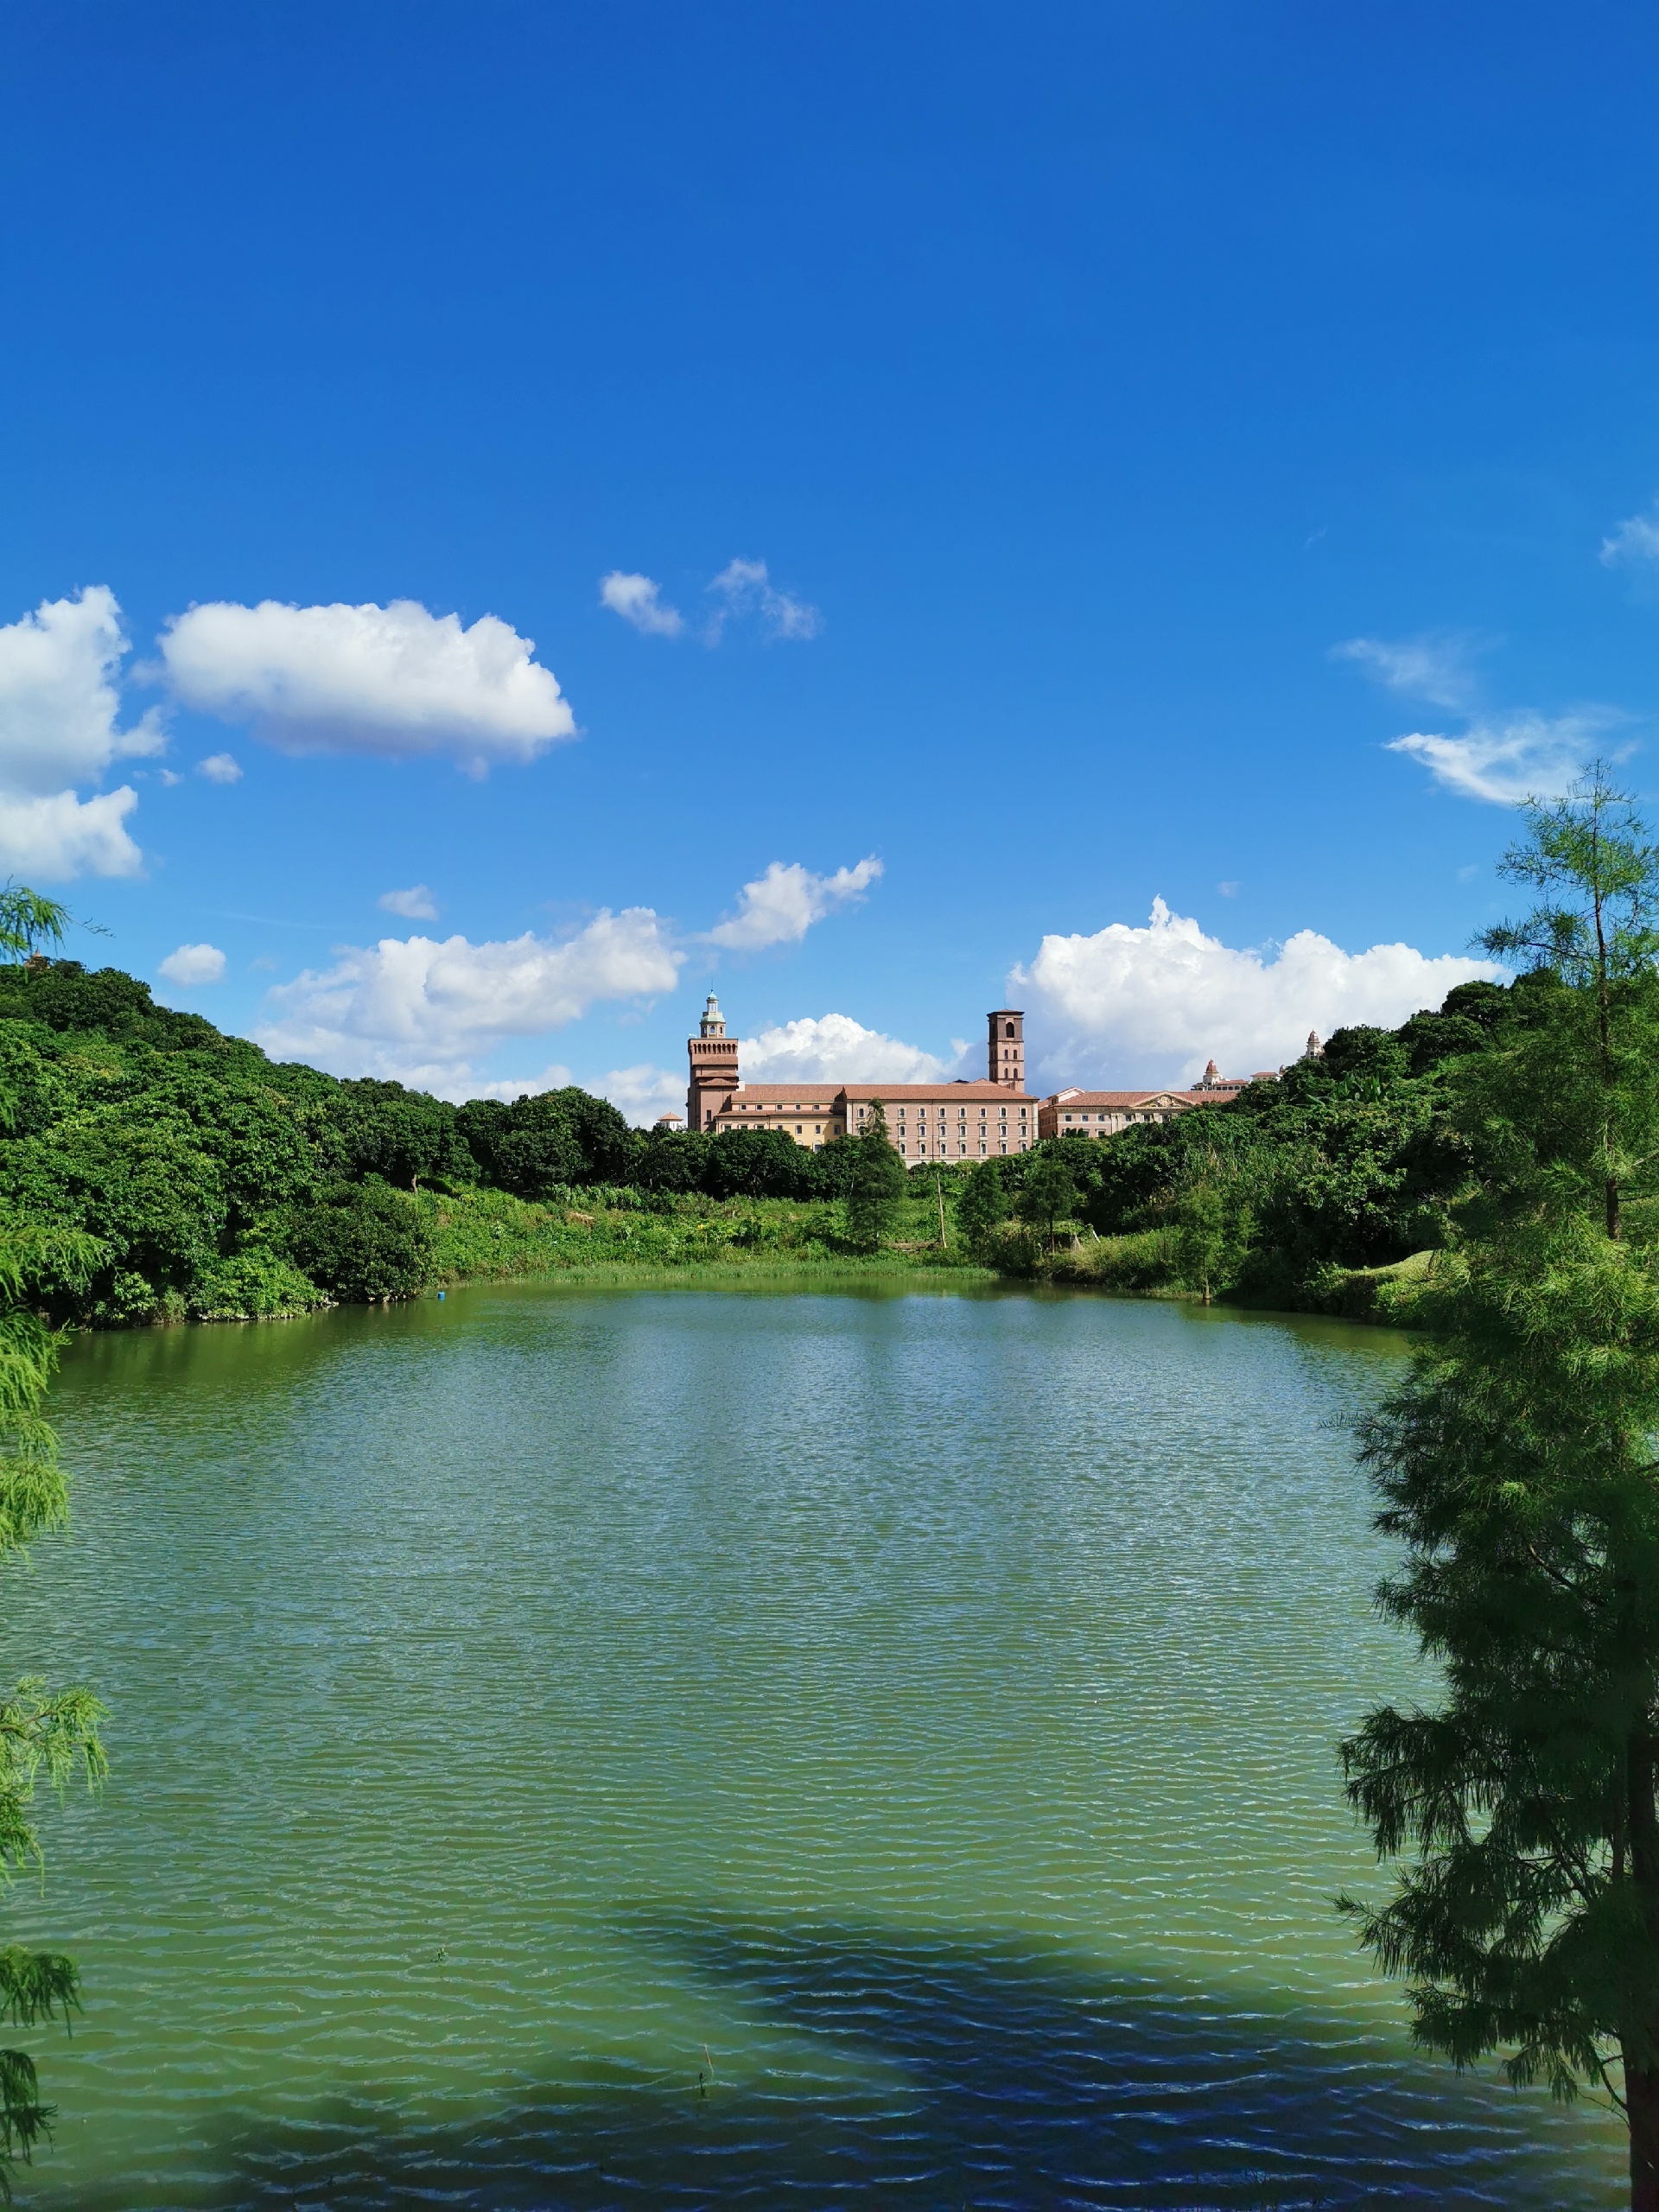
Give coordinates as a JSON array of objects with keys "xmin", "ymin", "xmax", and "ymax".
[
  {"xmin": 285, "ymin": 1181, "xmax": 435, "ymax": 1303},
  {"xmin": 843, "ymin": 1102, "xmax": 906, "ymax": 1249},
  {"xmin": 1172, "ymin": 1175, "xmax": 1227, "ymax": 1305},
  {"xmin": 0, "ymin": 1214, "xmax": 105, "ymax": 2199},
  {"xmin": 1477, "ymin": 763, "xmax": 1659, "ymax": 1242},
  {"xmin": 957, "ymin": 1158, "xmax": 1008, "ymax": 1258},
  {"xmin": 1015, "ymin": 1146, "xmax": 1077, "ymax": 1251},
  {"xmin": 1338, "ymin": 770, "xmax": 1659, "ymax": 2209}
]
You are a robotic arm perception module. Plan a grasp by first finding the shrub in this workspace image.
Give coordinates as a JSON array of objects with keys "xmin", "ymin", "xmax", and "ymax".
[{"xmin": 283, "ymin": 1182, "xmax": 434, "ymax": 1302}]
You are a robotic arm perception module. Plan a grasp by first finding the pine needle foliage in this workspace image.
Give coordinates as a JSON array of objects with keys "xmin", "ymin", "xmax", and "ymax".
[
  {"xmin": 1339, "ymin": 767, "xmax": 1659, "ymax": 2210},
  {"xmin": 0, "ymin": 887, "xmax": 106, "ymax": 2201}
]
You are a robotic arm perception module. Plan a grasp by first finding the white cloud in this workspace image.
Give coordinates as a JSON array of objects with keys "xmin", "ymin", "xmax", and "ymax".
[
  {"xmin": 254, "ymin": 908, "xmax": 682, "ymax": 1087},
  {"xmin": 600, "ymin": 571, "xmax": 685, "ymax": 637},
  {"xmin": 1014, "ymin": 897, "xmax": 1499, "ymax": 1090},
  {"xmin": 158, "ymin": 598, "xmax": 575, "ymax": 773},
  {"xmin": 197, "ymin": 752, "xmax": 242, "ymax": 784},
  {"xmin": 1385, "ymin": 713, "xmax": 1618, "ymax": 804},
  {"xmin": 1601, "ymin": 508, "xmax": 1659, "ymax": 566},
  {"xmin": 594, "ymin": 1063, "xmax": 686, "ymax": 1124},
  {"xmin": 158, "ymin": 942, "xmax": 226, "ymax": 987},
  {"xmin": 378, "ymin": 884, "xmax": 439, "ymax": 920},
  {"xmin": 456, "ymin": 1060, "xmax": 575, "ymax": 1104},
  {"xmin": 1332, "ymin": 632, "xmax": 1478, "ymax": 711},
  {"xmin": 0, "ymin": 586, "xmax": 166, "ymax": 791},
  {"xmin": 0, "ymin": 788, "xmax": 143, "ymax": 880},
  {"xmin": 740, "ymin": 1012, "xmax": 950, "ymax": 1085},
  {"xmin": 705, "ymin": 558, "xmax": 822, "ymax": 644},
  {"xmin": 0, "ymin": 587, "xmax": 166, "ymax": 880},
  {"xmin": 1334, "ymin": 629, "xmax": 1620, "ymax": 804},
  {"xmin": 705, "ymin": 856, "xmax": 881, "ymax": 950}
]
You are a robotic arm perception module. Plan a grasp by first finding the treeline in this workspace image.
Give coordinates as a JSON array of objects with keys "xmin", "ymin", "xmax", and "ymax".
[
  {"xmin": 0, "ymin": 950, "xmax": 1553, "ymax": 1324},
  {"xmin": 0, "ymin": 960, "xmax": 905, "ymax": 1322},
  {"xmin": 948, "ymin": 976, "xmax": 1527, "ymax": 1311}
]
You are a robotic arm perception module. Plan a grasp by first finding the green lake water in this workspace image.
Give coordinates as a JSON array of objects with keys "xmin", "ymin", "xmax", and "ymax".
[{"xmin": 3, "ymin": 1281, "xmax": 1629, "ymax": 2208}]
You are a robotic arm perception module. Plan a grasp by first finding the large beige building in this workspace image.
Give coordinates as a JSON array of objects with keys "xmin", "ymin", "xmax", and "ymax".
[
  {"xmin": 681, "ymin": 1002, "xmax": 1274, "ymax": 1160},
  {"xmin": 1036, "ymin": 1058, "xmax": 1275, "ymax": 1139},
  {"xmin": 684, "ymin": 1000, "xmax": 1037, "ymax": 1158}
]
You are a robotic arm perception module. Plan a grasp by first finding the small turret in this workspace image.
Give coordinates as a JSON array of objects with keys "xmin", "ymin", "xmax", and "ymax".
[
  {"xmin": 699, "ymin": 993, "xmax": 727, "ymax": 1039},
  {"xmin": 1306, "ymin": 1030, "xmax": 1323, "ymax": 1058}
]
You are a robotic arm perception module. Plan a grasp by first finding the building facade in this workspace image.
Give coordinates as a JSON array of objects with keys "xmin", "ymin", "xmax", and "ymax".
[
  {"xmin": 684, "ymin": 1002, "xmax": 1273, "ymax": 1159},
  {"xmin": 1037, "ymin": 1058, "xmax": 1275, "ymax": 1140},
  {"xmin": 685, "ymin": 997, "xmax": 1036, "ymax": 1155}
]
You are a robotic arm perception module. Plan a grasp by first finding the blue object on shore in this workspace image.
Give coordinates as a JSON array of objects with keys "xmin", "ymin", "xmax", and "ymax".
[{"xmin": 437, "ymin": 1292, "xmax": 445, "ymax": 1301}]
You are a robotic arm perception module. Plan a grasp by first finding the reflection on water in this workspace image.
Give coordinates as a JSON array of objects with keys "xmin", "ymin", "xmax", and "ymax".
[{"xmin": 3, "ymin": 1284, "xmax": 1626, "ymax": 2207}]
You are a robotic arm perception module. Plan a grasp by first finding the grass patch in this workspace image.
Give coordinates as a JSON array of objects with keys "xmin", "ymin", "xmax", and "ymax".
[{"xmin": 419, "ymin": 1184, "xmax": 987, "ymax": 1286}]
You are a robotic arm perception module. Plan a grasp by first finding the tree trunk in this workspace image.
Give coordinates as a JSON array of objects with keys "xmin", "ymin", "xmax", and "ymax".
[
  {"xmin": 1630, "ymin": 2062, "xmax": 1659, "ymax": 2211},
  {"xmin": 1611, "ymin": 1174, "xmax": 1624, "ymax": 1242}
]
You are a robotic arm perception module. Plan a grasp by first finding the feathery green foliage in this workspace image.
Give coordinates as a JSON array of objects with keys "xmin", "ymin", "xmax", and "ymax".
[
  {"xmin": 0, "ymin": 1178, "xmax": 105, "ymax": 2195},
  {"xmin": 1338, "ymin": 768, "xmax": 1659, "ymax": 2209}
]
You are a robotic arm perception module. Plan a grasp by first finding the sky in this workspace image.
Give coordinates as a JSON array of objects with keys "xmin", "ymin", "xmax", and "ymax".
[{"xmin": 4, "ymin": 2, "xmax": 1659, "ymax": 1116}]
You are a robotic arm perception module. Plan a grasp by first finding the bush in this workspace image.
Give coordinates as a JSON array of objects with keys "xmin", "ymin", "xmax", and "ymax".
[
  {"xmin": 283, "ymin": 1182, "xmax": 434, "ymax": 1302},
  {"xmin": 188, "ymin": 1249, "xmax": 323, "ymax": 1320}
]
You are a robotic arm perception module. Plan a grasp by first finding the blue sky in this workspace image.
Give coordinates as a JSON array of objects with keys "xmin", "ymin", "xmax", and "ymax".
[{"xmin": 3, "ymin": 3, "xmax": 1658, "ymax": 1112}]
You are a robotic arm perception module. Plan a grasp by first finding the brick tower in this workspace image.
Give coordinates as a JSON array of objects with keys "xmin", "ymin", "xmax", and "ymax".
[
  {"xmin": 988, "ymin": 1007, "xmax": 1024, "ymax": 1089},
  {"xmin": 687, "ymin": 993, "xmax": 740, "ymax": 1132}
]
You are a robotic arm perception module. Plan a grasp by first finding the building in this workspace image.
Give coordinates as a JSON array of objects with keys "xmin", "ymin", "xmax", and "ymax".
[
  {"xmin": 1037, "ymin": 1059, "xmax": 1279, "ymax": 1141},
  {"xmin": 685, "ymin": 999, "xmax": 1037, "ymax": 1157}
]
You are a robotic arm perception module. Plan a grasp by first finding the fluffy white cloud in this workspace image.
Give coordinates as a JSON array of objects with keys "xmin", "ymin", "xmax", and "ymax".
[
  {"xmin": 159, "ymin": 598, "xmax": 575, "ymax": 772},
  {"xmin": 1601, "ymin": 508, "xmax": 1659, "ymax": 565},
  {"xmin": 158, "ymin": 942, "xmax": 226, "ymax": 987},
  {"xmin": 456, "ymin": 1060, "xmax": 575, "ymax": 1104},
  {"xmin": 1014, "ymin": 897, "xmax": 1499, "ymax": 1090},
  {"xmin": 706, "ymin": 558, "xmax": 821, "ymax": 643},
  {"xmin": 594, "ymin": 1063, "xmax": 687, "ymax": 1123},
  {"xmin": 600, "ymin": 571, "xmax": 684, "ymax": 637},
  {"xmin": 254, "ymin": 908, "xmax": 682, "ymax": 1086},
  {"xmin": 705, "ymin": 856, "xmax": 881, "ymax": 950},
  {"xmin": 741, "ymin": 1012, "xmax": 950, "ymax": 1085},
  {"xmin": 1332, "ymin": 632, "xmax": 1478, "ymax": 711},
  {"xmin": 0, "ymin": 587, "xmax": 166, "ymax": 880},
  {"xmin": 1386, "ymin": 714, "xmax": 1616, "ymax": 804},
  {"xmin": 197, "ymin": 752, "xmax": 242, "ymax": 784},
  {"xmin": 0, "ymin": 789, "xmax": 143, "ymax": 880},
  {"xmin": 0, "ymin": 586, "xmax": 165, "ymax": 791},
  {"xmin": 378, "ymin": 884, "xmax": 438, "ymax": 920}
]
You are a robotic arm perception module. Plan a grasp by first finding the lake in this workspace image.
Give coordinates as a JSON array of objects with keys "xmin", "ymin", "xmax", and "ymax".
[{"xmin": 3, "ymin": 1281, "xmax": 1627, "ymax": 2208}]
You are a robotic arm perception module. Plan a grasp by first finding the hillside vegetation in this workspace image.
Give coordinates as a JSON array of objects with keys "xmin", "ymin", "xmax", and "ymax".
[{"xmin": 0, "ymin": 956, "xmax": 1546, "ymax": 1325}]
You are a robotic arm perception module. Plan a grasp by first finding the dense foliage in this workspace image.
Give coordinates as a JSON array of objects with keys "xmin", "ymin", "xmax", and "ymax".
[
  {"xmin": 0, "ymin": 896, "xmax": 106, "ymax": 2201},
  {"xmin": 990, "ymin": 975, "xmax": 1524, "ymax": 1310},
  {"xmin": 1338, "ymin": 771, "xmax": 1659, "ymax": 2209},
  {"xmin": 0, "ymin": 959, "xmax": 977, "ymax": 1320}
]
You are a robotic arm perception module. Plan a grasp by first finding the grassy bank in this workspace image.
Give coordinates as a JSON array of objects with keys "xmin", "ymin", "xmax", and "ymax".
[
  {"xmin": 421, "ymin": 1183, "xmax": 989, "ymax": 1287},
  {"xmin": 1026, "ymin": 1228, "xmax": 1450, "ymax": 1325}
]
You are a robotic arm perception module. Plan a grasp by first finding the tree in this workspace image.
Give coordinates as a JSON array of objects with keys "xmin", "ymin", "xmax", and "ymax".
[
  {"xmin": 1172, "ymin": 1174, "xmax": 1227, "ymax": 1305},
  {"xmin": 843, "ymin": 1103, "xmax": 906, "ymax": 1249},
  {"xmin": 1338, "ymin": 768, "xmax": 1659, "ymax": 2210},
  {"xmin": 0, "ymin": 1212, "xmax": 104, "ymax": 2201},
  {"xmin": 1476, "ymin": 763, "xmax": 1659, "ymax": 1242},
  {"xmin": 0, "ymin": 891, "xmax": 68, "ymax": 963},
  {"xmin": 285, "ymin": 1181, "xmax": 435, "ymax": 1303},
  {"xmin": 957, "ymin": 1159, "xmax": 1008, "ymax": 1258},
  {"xmin": 1015, "ymin": 1146, "xmax": 1077, "ymax": 1251}
]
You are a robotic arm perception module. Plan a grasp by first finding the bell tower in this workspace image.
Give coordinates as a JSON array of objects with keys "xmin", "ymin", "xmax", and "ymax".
[
  {"xmin": 988, "ymin": 1007, "xmax": 1024, "ymax": 1090},
  {"xmin": 687, "ymin": 993, "xmax": 740, "ymax": 1132}
]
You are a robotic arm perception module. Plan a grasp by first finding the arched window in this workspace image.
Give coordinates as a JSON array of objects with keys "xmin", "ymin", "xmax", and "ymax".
[{"xmin": 1004, "ymin": 1021, "xmax": 1015, "ymax": 1039}]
